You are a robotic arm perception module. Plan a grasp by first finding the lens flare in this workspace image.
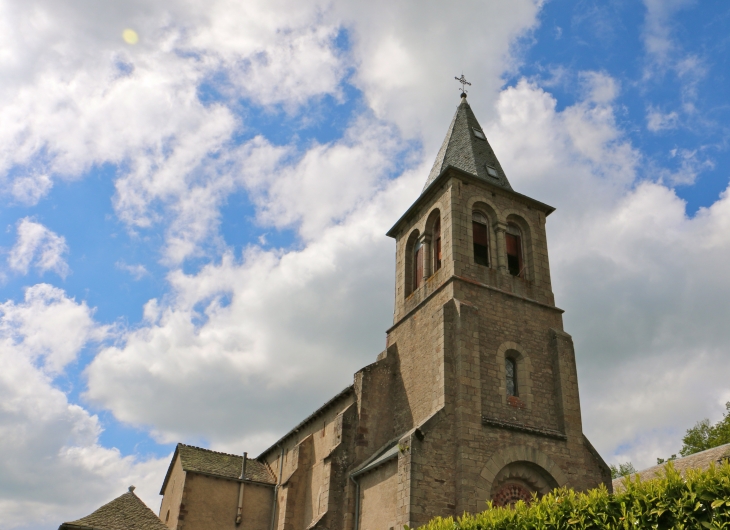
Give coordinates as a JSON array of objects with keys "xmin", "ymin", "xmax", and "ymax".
[{"xmin": 122, "ymin": 29, "xmax": 139, "ymax": 45}]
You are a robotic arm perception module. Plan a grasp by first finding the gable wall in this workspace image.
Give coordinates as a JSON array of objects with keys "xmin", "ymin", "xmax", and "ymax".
[
  {"xmin": 159, "ymin": 455, "xmax": 186, "ymax": 529},
  {"xmin": 178, "ymin": 473, "xmax": 273, "ymax": 530},
  {"xmin": 358, "ymin": 460, "xmax": 398, "ymax": 530}
]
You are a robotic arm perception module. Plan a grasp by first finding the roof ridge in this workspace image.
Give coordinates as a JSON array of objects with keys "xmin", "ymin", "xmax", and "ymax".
[
  {"xmin": 179, "ymin": 443, "xmax": 250, "ymax": 460},
  {"xmin": 258, "ymin": 385, "xmax": 355, "ymax": 459}
]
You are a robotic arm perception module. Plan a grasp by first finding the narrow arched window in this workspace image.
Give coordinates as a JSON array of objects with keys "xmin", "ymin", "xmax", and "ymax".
[
  {"xmin": 413, "ymin": 239, "xmax": 423, "ymax": 291},
  {"xmin": 505, "ymin": 224, "xmax": 523, "ymax": 277},
  {"xmin": 472, "ymin": 211, "xmax": 489, "ymax": 266},
  {"xmin": 433, "ymin": 218, "xmax": 442, "ymax": 272},
  {"xmin": 506, "ymin": 357, "xmax": 517, "ymax": 397}
]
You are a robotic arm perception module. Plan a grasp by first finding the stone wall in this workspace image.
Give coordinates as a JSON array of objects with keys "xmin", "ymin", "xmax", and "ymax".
[
  {"xmin": 176, "ymin": 473, "xmax": 273, "ymax": 530},
  {"xmin": 159, "ymin": 455, "xmax": 186, "ymax": 528},
  {"xmin": 358, "ymin": 460, "xmax": 398, "ymax": 530}
]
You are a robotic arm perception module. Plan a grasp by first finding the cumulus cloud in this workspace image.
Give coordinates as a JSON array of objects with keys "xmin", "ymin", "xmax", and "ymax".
[
  {"xmin": 7, "ymin": 218, "xmax": 69, "ymax": 278},
  {"xmin": 86, "ymin": 140, "xmax": 425, "ymax": 451},
  {"xmin": 486, "ymin": 79, "xmax": 730, "ymax": 468},
  {"xmin": 0, "ymin": 0, "xmax": 348, "ymax": 263},
  {"xmin": 0, "ymin": 284, "xmax": 167, "ymax": 528},
  {"xmin": 1, "ymin": 0, "xmax": 729, "ymax": 524},
  {"xmin": 85, "ymin": 73, "xmax": 730, "ymax": 474}
]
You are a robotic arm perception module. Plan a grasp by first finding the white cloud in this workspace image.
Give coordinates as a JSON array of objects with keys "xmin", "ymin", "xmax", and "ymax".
[
  {"xmin": 0, "ymin": 0, "xmax": 348, "ymax": 262},
  {"xmin": 486, "ymin": 79, "xmax": 730, "ymax": 469},
  {"xmin": 85, "ymin": 73, "xmax": 730, "ymax": 476},
  {"xmin": 642, "ymin": 0, "xmax": 696, "ymax": 64},
  {"xmin": 647, "ymin": 108, "xmax": 679, "ymax": 131},
  {"xmin": 0, "ymin": 284, "xmax": 167, "ymax": 529},
  {"xmin": 86, "ymin": 142, "xmax": 425, "ymax": 451},
  {"xmin": 0, "ymin": 283, "xmax": 105, "ymax": 373},
  {"xmin": 115, "ymin": 261, "xmax": 149, "ymax": 280},
  {"xmin": 7, "ymin": 218, "xmax": 70, "ymax": 278},
  {"xmin": 1, "ymin": 0, "xmax": 729, "ymax": 521},
  {"xmin": 579, "ymin": 71, "xmax": 619, "ymax": 104},
  {"xmin": 642, "ymin": 0, "xmax": 706, "ymax": 107}
]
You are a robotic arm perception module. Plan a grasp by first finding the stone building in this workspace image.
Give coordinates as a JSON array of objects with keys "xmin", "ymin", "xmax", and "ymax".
[{"xmin": 156, "ymin": 92, "xmax": 612, "ymax": 530}]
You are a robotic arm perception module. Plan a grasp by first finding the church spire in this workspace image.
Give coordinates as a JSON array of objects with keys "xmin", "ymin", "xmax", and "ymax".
[{"xmin": 422, "ymin": 94, "xmax": 512, "ymax": 192}]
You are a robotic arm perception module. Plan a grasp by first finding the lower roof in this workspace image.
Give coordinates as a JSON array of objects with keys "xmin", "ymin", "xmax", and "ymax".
[
  {"xmin": 160, "ymin": 443, "xmax": 276, "ymax": 494},
  {"xmin": 59, "ymin": 489, "xmax": 167, "ymax": 530},
  {"xmin": 612, "ymin": 443, "xmax": 730, "ymax": 492}
]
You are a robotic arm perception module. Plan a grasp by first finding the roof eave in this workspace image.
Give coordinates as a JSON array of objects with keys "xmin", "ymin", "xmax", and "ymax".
[
  {"xmin": 386, "ymin": 166, "xmax": 555, "ymax": 239},
  {"xmin": 186, "ymin": 469, "xmax": 276, "ymax": 487},
  {"xmin": 257, "ymin": 385, "xmax": 355, "ymax": 460}
]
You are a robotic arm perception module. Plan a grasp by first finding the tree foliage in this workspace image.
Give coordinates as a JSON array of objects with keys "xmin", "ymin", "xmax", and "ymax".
[
  {"xmin": 681, "ymin": 402, "xmax": 730, "ymax": 457},
  {"xmin": 418, "ymin": 460, "xmax": 730, "ymax": 530},
  {"xmin": 609, "ymin": 462, "xmax": 637, "ymax": 479}
]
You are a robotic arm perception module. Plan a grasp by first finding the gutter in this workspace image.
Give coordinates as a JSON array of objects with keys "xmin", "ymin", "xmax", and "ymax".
[{"xmin": 235, "ymin": 453, "xmax": 247, "ymax": 525}]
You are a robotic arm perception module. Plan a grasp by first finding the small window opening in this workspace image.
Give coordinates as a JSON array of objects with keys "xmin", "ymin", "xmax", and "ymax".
[
  {"xmin": 472, "ymin": 211, "xmax": 489, "ymax": 267},
  {"xmin": 166, "ymin": 510, "xmax": 170, "ymax": 523},
  {"xmin": 505, "ymin": 226, "xmax": 523, "ymax": 277},
  {"xmin": 486, "ymin": 165, "xmax": 499, "ymax": 178},
  {"xmin": 506, "ymin": 357, "xmax": 517, "ymax": 397},
  {"xmin": 472, "ymin": 128, "xmax": 486, "ymax": 140},
  {"xmin": 413, "ymin": 239, "xmax": 424, "ymax": 291},
  {"xmin": 433, "ymin": 218, "xmax": 442, "ymax": 272}
]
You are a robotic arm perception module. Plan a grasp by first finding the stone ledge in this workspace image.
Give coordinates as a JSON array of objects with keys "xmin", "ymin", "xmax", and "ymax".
[{"xmin": 481, "ymin": 417, "xmax": 567, "ymax": 441}]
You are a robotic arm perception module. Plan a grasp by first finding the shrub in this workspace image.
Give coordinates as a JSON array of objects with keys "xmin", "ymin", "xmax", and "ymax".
[{"xmin": 418, "ymin": 460, "xmax": 730, "ymax": 530}]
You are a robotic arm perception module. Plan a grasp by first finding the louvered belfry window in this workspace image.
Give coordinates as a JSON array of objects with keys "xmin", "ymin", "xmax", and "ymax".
[
  {"xmin": 472, "ymin": 211, "xmax": 489, "ymax": 267},
  {"xmin": 505, "ymin": 224, "xmax": 523, "ymax": 277},
  {"xmin": 433, "ymin": 218, "xmax": 442, "ymax": 272},
  {"xmin": 413, "ymin": 240, "xmax": 423, "ymax": 291}
]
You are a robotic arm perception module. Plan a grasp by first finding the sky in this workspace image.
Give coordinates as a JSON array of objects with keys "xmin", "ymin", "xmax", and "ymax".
[{"xmin": 0, "ymin": 0, "xmax": 729, "ymax": 527}]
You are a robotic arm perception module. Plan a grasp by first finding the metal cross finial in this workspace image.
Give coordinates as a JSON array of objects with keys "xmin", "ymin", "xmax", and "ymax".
[{"xmin": 455, "ymin": 74, "xmax": 471, "ymax": 94}]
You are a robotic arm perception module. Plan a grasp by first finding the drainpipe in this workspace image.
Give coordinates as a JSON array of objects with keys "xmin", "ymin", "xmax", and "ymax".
[
  {"xmin": 269, "ymin": 446, "xmax": 285, "ymax": 530},
  {"xmin": 235, "ymin": 452, "xmax": 247, "ymax": 525},
  {"xmin": 349, "ymin": 474, "xmax": 361, "ymax": 530}
]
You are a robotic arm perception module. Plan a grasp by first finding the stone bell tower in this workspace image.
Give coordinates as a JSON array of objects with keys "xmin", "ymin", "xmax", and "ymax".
[
  {"xmin": 382, "ymin": 92, "xmax": 611, "ymax": 527},
  {"xmin": 154, "ymin": 90, "xmax": 611, "ymax": 530}
]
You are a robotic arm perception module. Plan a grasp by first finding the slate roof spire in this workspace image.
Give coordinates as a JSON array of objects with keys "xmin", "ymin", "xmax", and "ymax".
[{"xmin": 423, "ymin": 93, "xmax": 512, "ymax": 192}]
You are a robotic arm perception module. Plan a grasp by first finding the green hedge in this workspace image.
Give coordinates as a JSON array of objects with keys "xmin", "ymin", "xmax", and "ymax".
[{"xmin": 417, "ymin": 460, "xmax": 730, "ymax": 530}]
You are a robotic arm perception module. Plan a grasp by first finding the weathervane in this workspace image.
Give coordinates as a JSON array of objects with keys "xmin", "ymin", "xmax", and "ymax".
[{"xmin": 455, "ymin": 74, "xmax": 471, "ymax": 95}]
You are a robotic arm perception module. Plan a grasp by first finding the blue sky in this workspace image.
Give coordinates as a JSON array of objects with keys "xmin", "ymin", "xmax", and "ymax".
[{"xmin": 1, "ymin": 0, "xmax": 729, "ymax": 527}]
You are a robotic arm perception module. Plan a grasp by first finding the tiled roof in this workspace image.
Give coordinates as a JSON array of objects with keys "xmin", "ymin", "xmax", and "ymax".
[
  {"xmin": 422, "ymin": 95, "xmax": 512, "ymax": 193},
  {"xmin": 59, "ymin": 489, "xmax": 167, "ymax": 530},
  {"xmin": 612, "ymin": 443, "xmax": 730, "ymax": 492},
  {"xmin": 178, "ymin": 444, "xmax": 276, "ymax": 484}
]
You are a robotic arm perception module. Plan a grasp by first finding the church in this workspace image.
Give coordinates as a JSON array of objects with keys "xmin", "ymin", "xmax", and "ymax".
[{"xmin": 63, "ymin": 91, "xmax": 612, "ymax": 530}]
